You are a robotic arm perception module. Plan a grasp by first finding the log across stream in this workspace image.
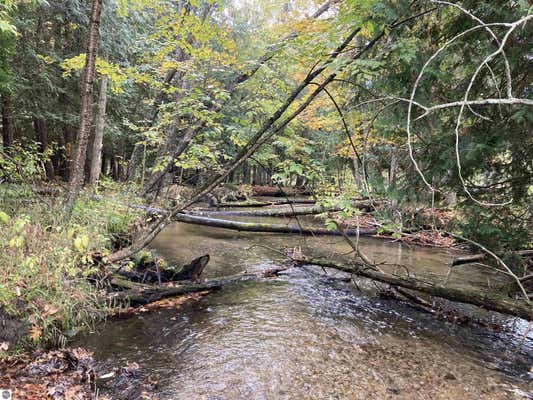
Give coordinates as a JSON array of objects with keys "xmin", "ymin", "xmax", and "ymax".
[{"xmin": 126, "ymin": 203, "xmax": 530, "ymax": 319}]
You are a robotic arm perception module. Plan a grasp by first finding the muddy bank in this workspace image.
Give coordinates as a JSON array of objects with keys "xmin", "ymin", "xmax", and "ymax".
[{"xmin": 0, "ymin": 348, "xmax": 94, "ymax": 400}]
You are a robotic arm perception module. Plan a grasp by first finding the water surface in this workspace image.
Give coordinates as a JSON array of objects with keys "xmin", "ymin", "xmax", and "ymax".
[{"xmin": 78, "ymin": 208, "xmax": 533, "ymax": 399}]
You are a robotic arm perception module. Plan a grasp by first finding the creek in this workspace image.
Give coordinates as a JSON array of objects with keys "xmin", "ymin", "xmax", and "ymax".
[{"xmin": 76, "ymin": 205, "xmax": 533, "ymax": 399}]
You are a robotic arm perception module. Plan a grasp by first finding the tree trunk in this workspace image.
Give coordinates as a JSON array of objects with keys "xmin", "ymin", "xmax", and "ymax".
[
  {"xmin": 351, "ymin": 156, "xmax": 361, "ymax": 189},
  {"xmin": 112, "ymin": 155, "xmax": 120, "ymax": 180},
  {"xmin": 191, "ymin": 202, "xmax": 374, "ymax": 217},
  {"xmin": 89, "ymin": 74, "xmax": 108, "ymax": 184},
  {"xmin": 103, "ymin": 154, "xmax": 111, "ymax": 176},
  {"xmin": 109, "ymin": 273, "xmax": 260, "ymax": 307},
  {"xmin": 243, "ymin": 161, "xmax": 251, "ymax": 185},
  {"xmin": 251, "ymin": 185, "xmax": 311, "ymax": 197},
  {"xmin": 65, "ymin": 0, "xmax": 103, "ymax": 210},
  {"xmin": 1, "ymin": 94, "xmax": 14, "ymax": 153},
  {"xmin": 33, "ymin": 118, "xmax": 54, "ymax": 180},
  {"xmin": 60, "ymin": 125, "xmax": 74, "ymax": 180},
  {"xmin": 192, "ymin": 205, "xmax": 340, "ymax": 217},
  {"xmin": 388, "ymin": 145, "xmax": 398, "ymax": 190},
  {"xmin": 451, "ymin": 250, "xmax": 533, "ymax": 266},
  {"xmin": 208, "ymin": 198, "xmax": 317, "ymax": 207}
]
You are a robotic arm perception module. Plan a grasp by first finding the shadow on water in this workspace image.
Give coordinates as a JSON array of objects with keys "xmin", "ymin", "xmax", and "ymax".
[{"xmin": 76, "ymin": 211, "xmax": 533, "ymax": 399}]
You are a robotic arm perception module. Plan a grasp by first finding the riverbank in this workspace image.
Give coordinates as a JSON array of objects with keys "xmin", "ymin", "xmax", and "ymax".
[{"xmin": 0, "ymin": 182, "xmax": 142, "ymax": 352}]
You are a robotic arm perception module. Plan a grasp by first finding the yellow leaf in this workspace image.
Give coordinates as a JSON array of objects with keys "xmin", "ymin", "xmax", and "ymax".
[
  {"xmin": 29, "ymin": 325, "xmax": 42, "ymax": 341},
  {"xmin": 74, "ymin": 234, "xmax": 90, "ymax": 253}
]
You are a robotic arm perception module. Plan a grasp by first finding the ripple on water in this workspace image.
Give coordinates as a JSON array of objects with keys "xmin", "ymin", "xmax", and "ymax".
[{"xmin": 76, "ymin": 218, "xmax": 532, "ymax": 399}]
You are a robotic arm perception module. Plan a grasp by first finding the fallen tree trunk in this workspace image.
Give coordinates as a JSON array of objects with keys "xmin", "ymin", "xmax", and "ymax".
[
  {"xmin": 171, "ymin": 254, "xmax": 210, "ymax": 281},
  {"xmin": 303, "ymin": 257, "xmax": 533, "ymax": 321},
  {"xmin": 201, "ymin": 201, "xmax": 378, "ymax": 216},
  {"xmin": 251, "ymin": 185, "xmax": 311, "ymax": 197},
  {"xmin": 451, "ymin": 254, "xmax": 486, "ymax": 266},
  {"xmin": 216, "ymin": 200, "xmax": 275, "ymax": 207},
  {"xmin": 270, "ymin": 198, "xmax": 317, "ymax": 205},
  {"xmin": 108, "ymin": 273, "xmax": 260, "ymax": 307},
  {"xmin": 173, "ymin": 213, "xmax": 378, "ymax": 236},
  {"xmin": 193, "ymin": 204, "xmax": 342, "ymax": 217},
  {"xmin": 215, "ymin": 198, "xmax": 317, "ymax": 207},
  {"xmin": 452, "ymin": 250, "xmax": 533, "ymax": 266}
]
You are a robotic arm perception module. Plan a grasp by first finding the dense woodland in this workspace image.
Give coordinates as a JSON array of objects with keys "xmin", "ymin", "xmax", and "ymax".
[{"xmin": 0, "ymin": 0, "xmax": 532, "ymax": 395}]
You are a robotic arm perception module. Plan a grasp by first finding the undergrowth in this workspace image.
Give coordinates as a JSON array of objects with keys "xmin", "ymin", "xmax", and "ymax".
[{"xmin": 0, "ymin": 180, "xmax": 142, "ymax": 353}]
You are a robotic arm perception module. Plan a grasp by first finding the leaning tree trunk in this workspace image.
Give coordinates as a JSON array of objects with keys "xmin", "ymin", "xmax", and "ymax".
[
  {"xmin": 65, "ymin": 0, "xmax": 103, "ymax": 211},
  {"xmin": 89, "ymin": 74, "xmax": 108, "ymax": 184},
  {"xmin": 107, "ymin": 11, "xmax": 421, "ymax": 263},
  {"xmin": 1, "ymin": 94, "xmax": 14, "ymax": 154}
]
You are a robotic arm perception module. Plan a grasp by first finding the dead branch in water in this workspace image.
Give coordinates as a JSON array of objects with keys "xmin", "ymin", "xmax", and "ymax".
[
  {"xmin": 452, "ymin": 250, "xmax": 533, "ymax": 266},
  {"xmin": 302, "ymin": 257, "xmax": 533, "ymax": 321},
  {"xmin": 108, "ymin": 273, "xmax": 261, "ymax": 307}
]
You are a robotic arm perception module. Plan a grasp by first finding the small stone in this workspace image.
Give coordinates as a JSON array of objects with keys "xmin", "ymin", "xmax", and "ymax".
[{"xmin": 444, "ymin": 372, "xmax": 457, "ymax": 380}]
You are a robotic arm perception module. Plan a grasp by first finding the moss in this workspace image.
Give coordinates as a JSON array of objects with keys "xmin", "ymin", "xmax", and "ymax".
[{"xmin": 133, "ymin": 249, "xmax": 155, "ymax": 267}]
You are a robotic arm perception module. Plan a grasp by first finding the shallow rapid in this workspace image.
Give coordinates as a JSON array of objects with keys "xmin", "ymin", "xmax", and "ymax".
[{"xmin": 77, "ymin": 207, "xmax": 533, "ymax": 399}]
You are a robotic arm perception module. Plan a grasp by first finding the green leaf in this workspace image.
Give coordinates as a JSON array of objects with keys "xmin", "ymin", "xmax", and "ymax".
[{"xmin": 0, "ymin": 211, "xmax": 9, "ymax": 224}]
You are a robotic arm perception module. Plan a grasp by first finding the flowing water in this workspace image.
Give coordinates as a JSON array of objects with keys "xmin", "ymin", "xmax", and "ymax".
[{"xmin": 77, "ymin": 205, "xmax": 533, "ymax": 399}]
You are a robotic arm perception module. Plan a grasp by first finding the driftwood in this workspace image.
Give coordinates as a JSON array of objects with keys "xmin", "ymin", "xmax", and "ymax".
[
  {"xmin": 109, "ymin": 273, "xmax": 260, "ymax": 307},
  {"xmin": 109, "ymin": 264, "xmax": 292, "ymax": 307},
  {"xmin": 173, "ymin": 213, "xmax": 378, "ymax": 236},
  {"xmin": 171, "ymin": 254, "xmax": 210, "ymax": 282},
  {"xmin": 303, "ymin": 257, "xmax": 533, "ymax": 321},
  {"xmin": 214, "ymin": 198, "xmax": 317, "ymax": 208},
  {"xmin": 216, "ymin": 200, "xmax": 276, "ymax": 207},
  {"xmin": 451, "ymin": 250, "xmax": 533, "ymax": 266},
  {"xmin": 270, "ymin": 198, "xmax": 317, "ymax": 205},
  {"xmin": 112, "ymin": 254, "xmax": 210, "ymax": 286},
  {"xmin": 108, "ymin": 251, "xmax": 291, "ymax": 307}
]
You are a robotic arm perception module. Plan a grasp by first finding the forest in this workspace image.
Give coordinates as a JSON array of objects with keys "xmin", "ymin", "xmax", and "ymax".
[{"xmin": 0, "ymin": 0, "xmax": 532, "ymax": 398}]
